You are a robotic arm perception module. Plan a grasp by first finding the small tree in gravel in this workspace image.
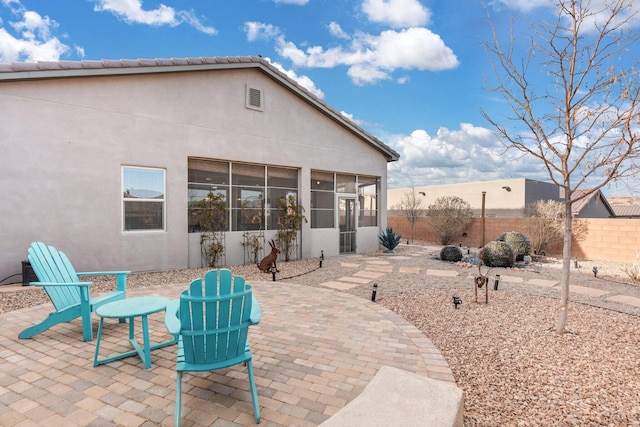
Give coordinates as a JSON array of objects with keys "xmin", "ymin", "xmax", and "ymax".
[
  {"xmin": 482, "ymin": 0, "xmax": 640, "ymax": 333},
  {"xmin": 394, "ymin": 188, "xmax": 425, "ymax": 243},
  {"xmin": 426, "ymin": 196, "xmax": 473, "ymax": 245}
]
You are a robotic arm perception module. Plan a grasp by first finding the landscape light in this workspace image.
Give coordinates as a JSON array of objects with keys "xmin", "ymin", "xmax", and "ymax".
[{"xmin": 452, "ymin": 296, "xmax": 462, "ymax": 309}]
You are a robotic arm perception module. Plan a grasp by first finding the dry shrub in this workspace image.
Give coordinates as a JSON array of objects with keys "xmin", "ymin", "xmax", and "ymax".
[{"xmin": 625, "ymin": 251, "xmax": 640, "ymax": 284}]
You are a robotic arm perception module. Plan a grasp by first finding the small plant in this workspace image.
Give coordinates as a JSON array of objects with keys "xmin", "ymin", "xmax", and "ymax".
[
  {"xmin": 481, "ymin": 241, "xmax": 514, "ymax": 268},
  {"xmin": 202, "ymin": 238, "xmax": 225, "ymax": 268},
  {"xmin": 426, "ymin": 196, "xmax": 473, "ymax": 245},
  {"xmin": 276, "ymin": 195, "xmax": 307, "ymax": 262},
  {"xmin": 440, "ymin": 245, "xmax": 463, "ymax": 262},
  {"xmin": 379, "ymin": 227, "xmax": 401, "ymax": 253},
  {"xmin": 189, "ymin": 191, "xmax": 227, "ymax": 267},
  {"xmin": 625, "ymin": 251, "xmax": 640, "ymax": 284},
  {"xmin": 242, "ymin": 232, "xmax": 264, "ymax": 265}
]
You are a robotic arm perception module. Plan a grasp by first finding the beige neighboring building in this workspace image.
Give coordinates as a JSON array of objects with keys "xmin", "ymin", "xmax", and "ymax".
[
  {"xmin": 0, "ymin": 56, "xmax": 399, "ymax": 282},
  {"xmin": 388, "ymin": 178, "xmax": 560, "ymax": 218}
]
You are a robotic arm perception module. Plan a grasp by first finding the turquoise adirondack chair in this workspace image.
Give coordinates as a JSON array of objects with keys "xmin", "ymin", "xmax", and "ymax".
[
  {"xmin": 165, "ymin": 269, "xmax": 261, "ymax": 426},
  {"xmin": 19, "ymin": 242, "xmax": 129, "ymax": 341}
]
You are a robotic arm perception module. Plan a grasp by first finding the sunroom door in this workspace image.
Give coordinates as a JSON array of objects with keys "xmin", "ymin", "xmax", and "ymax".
[{"xmin": 339, "ymin": 197, "xmax": 356, "ymax": 253}]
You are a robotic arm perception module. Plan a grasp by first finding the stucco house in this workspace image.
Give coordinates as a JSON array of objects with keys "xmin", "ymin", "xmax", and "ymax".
[{"xmin": 0, "ymin": 56, "xmax": 399, "ymax": 282}]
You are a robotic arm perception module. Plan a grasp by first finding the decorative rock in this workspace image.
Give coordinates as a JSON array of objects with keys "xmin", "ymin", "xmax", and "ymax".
[{"xmin": 440, "ymin": 245, "xmax": 463, "ymax": 262}]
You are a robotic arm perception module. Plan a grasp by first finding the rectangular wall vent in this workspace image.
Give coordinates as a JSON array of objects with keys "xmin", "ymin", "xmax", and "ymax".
[{"xmin": 246, "ymin": 86, "xmax": 263, "ymax": 111}]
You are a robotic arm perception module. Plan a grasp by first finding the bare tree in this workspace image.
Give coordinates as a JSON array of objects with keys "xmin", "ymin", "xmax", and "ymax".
[
  {"xmin": 482, "ymin": 0, "xmax": 640, "ymax": 332},
  {"xmin": 426, "ymin": 196, "xmax": 473, "ymax": 245},
  {"xmin": 395, "ymin": 188, "xmax": 425, "ymax": 243},
  {"xmin": 523, "ymin": 199, "xmax": 588, "ymax": 255}
]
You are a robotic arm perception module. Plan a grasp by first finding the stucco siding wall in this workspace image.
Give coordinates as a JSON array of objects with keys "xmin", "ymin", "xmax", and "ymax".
[{"xmin": 0, "ymin": 68, "xmax": 389, "ymax": 280}]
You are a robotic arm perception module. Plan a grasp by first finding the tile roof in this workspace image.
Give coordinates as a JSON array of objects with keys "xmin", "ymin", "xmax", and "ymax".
[{"xmin": 0, "ymin": 55, "xmax": 400, "ymax": 161}]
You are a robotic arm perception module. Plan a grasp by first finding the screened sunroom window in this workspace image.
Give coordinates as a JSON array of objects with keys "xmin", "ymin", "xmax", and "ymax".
[
  {"xmin": 311, "ymin": 170, "xmax": 335, "ymax": 228},
  {"xmin": 358, "ymin": 176, "xmax": 379, "ymax": 227},
  {"xmin": 188, "ymin": 159, "xmax": 229, "ymax": 232}
]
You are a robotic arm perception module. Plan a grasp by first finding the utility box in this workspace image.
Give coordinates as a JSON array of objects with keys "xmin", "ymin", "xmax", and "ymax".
[{"xmin": 21, "ymin": 260, "xmax": 37, "ymax": 286}]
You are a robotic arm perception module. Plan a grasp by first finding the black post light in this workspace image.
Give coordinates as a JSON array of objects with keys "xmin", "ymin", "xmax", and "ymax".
[
  {"xmin": 593, "ymin": 266, "xmax": 598, "ymax": 278},
  {"xmin": 371, "ymin": 283, "xmax": 378, "ymax": 302},
  {"xmin": 494, "ymin": 274, "xmax": 500, "ymax": 291},
  {"xmin": 271, "ymin": 263, "xmax": 277, "ymax": 281}
]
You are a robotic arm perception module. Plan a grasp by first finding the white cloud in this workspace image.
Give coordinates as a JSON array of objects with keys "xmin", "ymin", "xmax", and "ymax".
[
  {"xmin": 575, "ymin": 0, "xmax": 640, "ymax": 34},
  {"xmin": 262, "ymin": 26, "xmax": 459, "ymax": 85},
  {"xmin": 340, "ymin": 111, "xmax": 378, "ymax": 128},
  {"xmin": 362, "ymin": 0, "xmax": 431, "ymax": 28},
  {"xmin": 0, "ymin": 1, "xmax": 69, "ymax": 62},
  {"xmin": 266, "ymin": 58, "xmax": 325, "ymax": 99},
  {"xmin": 11, "ymin": 10, "xmax": 53, "ymax": 39},
  {"xmin": 491, "ymin": 0, "xmax": 640, "ymax": 32},
  {"xmin": 92, "ymin": 0, "xmax": 217, "ymax": 34},
  {"xmin": 328, "ymin": 22, "xmax": 349, "ymax": 39},
  {"xmin": 274, "ymin": 0, "xmax": 309, "ymax": 4},
  {"xmin": 244, "ymin": 21, "xmax": 281, "ymax": 41},
  {"xmin": 489, "ymin": 0, "xmax": 553, "ymax": 12},
  {"xmin": 386, "ymin": 124, "xmax": 547, "ymax": 189}
]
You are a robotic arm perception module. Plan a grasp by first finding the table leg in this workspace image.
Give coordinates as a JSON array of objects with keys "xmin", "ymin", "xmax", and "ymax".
[
  {"xmin": 93, "ymin": 317, "xmax": 105, "ymax": 367},
  {"xmin": 129, "ymin": 315, "xmax": 135, "ymax": 340},
  {"xmin": 95, "ymin": 314, "xmax": 176, "ymax": 369},
  {"xmin": 142, "ymin": 314, "xmax": 151, "ymax": 369}
]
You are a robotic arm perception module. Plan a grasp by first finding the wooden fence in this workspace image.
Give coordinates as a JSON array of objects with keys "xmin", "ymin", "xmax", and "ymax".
[{"xmin": 387, "ymin": 216, "xmax": 640, "ymax": 264}]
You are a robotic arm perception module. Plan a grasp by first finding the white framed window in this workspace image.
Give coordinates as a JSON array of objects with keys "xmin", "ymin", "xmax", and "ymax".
[{"xmin": 122, "ymin": 166, "xmax": 166, "ymax": 231}]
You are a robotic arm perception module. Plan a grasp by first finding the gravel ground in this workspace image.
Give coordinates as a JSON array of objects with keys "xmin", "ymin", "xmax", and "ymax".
[{"xmin": 2, "ymin": 243, "xmax": 640, "ymax": 426}]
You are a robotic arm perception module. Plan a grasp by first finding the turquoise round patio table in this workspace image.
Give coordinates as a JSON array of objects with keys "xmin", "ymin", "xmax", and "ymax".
[{"xmin": 93, "ymin": 296, "xmax": 176, "ymax": 369}]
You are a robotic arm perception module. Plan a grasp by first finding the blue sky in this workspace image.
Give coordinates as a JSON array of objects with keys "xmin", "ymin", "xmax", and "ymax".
[{"xmin": 1, "ymin": 0, "xmax": 638, "ymax": 196}]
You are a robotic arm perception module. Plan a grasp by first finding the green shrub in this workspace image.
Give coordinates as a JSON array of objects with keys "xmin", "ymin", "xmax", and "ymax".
[
  {"xmin": 497, "ymin": 231, "xmax": 531, "ymax": 261},
  {"xmin": 440, "ymin": 245, "xmax": 463, "ymax": 262},
  {"xmin": 481, "ymin": 241, "xmax": 515, "ymax": 267}
]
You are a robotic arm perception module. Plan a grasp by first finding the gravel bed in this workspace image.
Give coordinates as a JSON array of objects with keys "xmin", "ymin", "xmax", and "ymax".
[{"xmin": 2, "ymin": 244, "xmax": 640, "ymax": 425}]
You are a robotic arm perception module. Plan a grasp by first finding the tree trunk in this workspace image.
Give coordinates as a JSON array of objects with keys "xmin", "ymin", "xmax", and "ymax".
[{"xmin": 556, "ymin": 200, "xmax": 573, "ymax": 333}]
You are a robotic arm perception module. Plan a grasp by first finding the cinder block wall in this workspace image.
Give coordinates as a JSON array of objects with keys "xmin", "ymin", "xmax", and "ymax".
[{"xmin": 387, "ymin": 216, "xmax": 640, "ymax": 263}]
